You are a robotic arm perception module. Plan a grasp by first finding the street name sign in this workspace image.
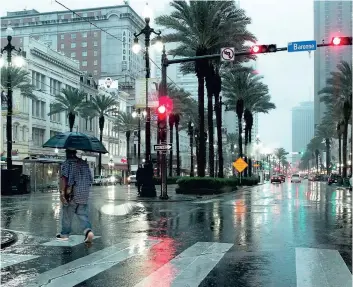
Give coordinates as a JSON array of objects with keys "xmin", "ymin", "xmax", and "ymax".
[
  {"xmin": 287, "ymin": 40, "xmax": 317, "ymax": 52},
  {"xmin": 233, "ymin": 158, "xmax": 248, "ymax": 173},
  {"xmin": 221, "ymin": 47, "xmax": 235, "ymax": 61},
  {"xmin": 154, "ymin": 144, "xmax": 172, "ymax": 151}
]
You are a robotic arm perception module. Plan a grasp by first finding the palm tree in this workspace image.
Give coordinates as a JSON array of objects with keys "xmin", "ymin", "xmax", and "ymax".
[
  {"xmin": 299, "ymin": 151, "xmax": 312, "ymax": 173},
  {"xmin": 168, "ymin": 114, "xmax": 175, "ymax": 177},
  {"xmin": 156, "ymin": 1, "xmax": 255, "ymax": 177},
  {"xmin": 113, "ymin": 112, "xmax": 138, "ymax": 174},
  {"xmin": 1, "ymin": 67, "xmax": 36, "ymax": 99},
  {"xmin": 274, "ymin": 148, "xmax": 289, "ymax": 173},
  {"xmin": 81, "ymin": 94, "xmax": 119, "ymax": 176},
  {"xmin": 48, "ymin": 87, "xmax": 87, "ymax": 132},
  {"xmin": 337, "ymin": 122, "xmax": 344, "ymax": 175},
  {"xmin": 315, "ymin": 119, "xmax": 335, "ymax": 174},
  {"xmin": 307, "ymin": 138, "xmax": 324, "ymax": 173},
  {"xmin": 319, "ymin": 60, "xmax": 352, "ymax": 177}
]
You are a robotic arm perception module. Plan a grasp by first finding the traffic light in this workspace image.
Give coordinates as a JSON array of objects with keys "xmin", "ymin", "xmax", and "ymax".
[
  {"xmin": 251, "ymin": 44, "xmax": 277, "ymax": 54},
  {"xmin": 331, "ymin": 36, "xmax": 352, "ymax": 46},
  {"xmin": 157, "ymin": 99, "xmax": 168, "ymax": 143}
]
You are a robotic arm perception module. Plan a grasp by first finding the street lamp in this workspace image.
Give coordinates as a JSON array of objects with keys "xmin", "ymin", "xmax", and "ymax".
[
  {"xmin": 1, "ymin": 25, "xmax": 24, "ymax": 172},
  {"xmin": 132, "ymin": 3, "xmax": 162, "ymax": 163},
  {"xmin": 132, "ymin": 108, "xmax": 147, "ymax": 163}
]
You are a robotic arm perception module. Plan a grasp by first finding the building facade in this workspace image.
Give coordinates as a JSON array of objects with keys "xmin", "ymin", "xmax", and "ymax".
[
  {"xmin": 291, "ymin": 101, "xmax": 315, "ymax": 164},
  {"xmin": 0, "ymin": 5, "xmax": 146, "ymax": 85},
  {"xmin": 1, "ymin": 37, "xmax": 129, "ymax": 176},
  {"xmin": 313, "ymin": 0, "xmax": 352, "ymax": 127}
]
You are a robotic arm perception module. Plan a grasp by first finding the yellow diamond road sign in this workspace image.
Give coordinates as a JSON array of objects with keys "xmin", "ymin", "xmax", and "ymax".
[{"xmin": 233, "ymin": 158, "xmax": 248, "ymax": 173}]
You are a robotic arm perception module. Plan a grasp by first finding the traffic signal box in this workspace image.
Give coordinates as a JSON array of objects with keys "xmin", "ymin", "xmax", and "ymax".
[
  {"xmin": 251, "ymin": 44, "xmax": 277, "ymax": 54},
  {"xmin": 331, "ymin": 36, "xmax": 352, "ymax": 46},
  {"xmin": 157, "ymin": 96, "xmax": 173, "ymax": 143}
]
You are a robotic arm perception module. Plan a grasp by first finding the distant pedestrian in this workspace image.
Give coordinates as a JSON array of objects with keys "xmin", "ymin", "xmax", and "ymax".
[
  {"xmin": 136, "ymin": 164, "xmax": 143, "ymax": 195},
  {"xmin": 57, "ymin": 149, "xmax": 94, "ymax": 243}
]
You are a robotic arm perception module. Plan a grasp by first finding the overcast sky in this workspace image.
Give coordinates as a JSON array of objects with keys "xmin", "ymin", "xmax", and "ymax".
[{"xmin": 0, "ymin": 0, "xmax": 314, "ymax": 153}]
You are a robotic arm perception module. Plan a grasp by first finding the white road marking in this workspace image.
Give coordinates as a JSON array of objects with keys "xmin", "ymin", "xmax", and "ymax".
[
  {"xmin": 296, "ymin": 247, "xmax": 352, "ymax": 287},
  {"xmin": 134, "ymin": 242, "xmax": 233, "ymax": 287},
  {"xmin": 1, "ymin": 253, "xmax": 40, "ymax": 269},
  {"xmin": 41, "ymin": 235, "xmax": 101, "ymax": 247},
  {"xmin": 27, "ymin": 239, "xmax": 161, "ymax": 287},
  {"xmin": 192, "ymin": 199, "xmax": 220, "ymax": 204}
]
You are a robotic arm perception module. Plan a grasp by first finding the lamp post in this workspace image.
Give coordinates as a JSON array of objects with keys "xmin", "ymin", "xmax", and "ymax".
[
  {"xmin": 1, "ymin": 25, "xmax": 23, "ymax": 171},
  {"xmin": 132, "ymin": 108, "xmax": 147, "ymax": 164},
  {"xmin": 108, "ymin": 158, "xmax": 114, "ymax": 175},
  {"xmin": 132, "ymin": 3, "xmax": 163, "ymax": 162}
]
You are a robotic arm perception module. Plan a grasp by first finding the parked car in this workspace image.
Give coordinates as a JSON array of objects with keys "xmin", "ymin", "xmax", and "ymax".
[
  {"xmin": 328, "ymin": 174, "xmax": 342, "ymax": 185},
  {"xmin": 278, "ymin": 174, "xmax": 286, "ymax": 182},
  {"xmin": 93, "ymin": 175, "xmax": 108, "ymax": 186},
  {"xmin": 127, "ymin": 171, "xmax": 137, "ymax": 184},
  {"xmin": 291, "ymin": 174, "xmax": 301, "ymax": 183},
  {"xmin": 107, "ymin": 175, "xmax": 122, "ymax": 185},
  {"xmin": 271, "ymin": 175, "xmax": 282, "ymax": 184}
]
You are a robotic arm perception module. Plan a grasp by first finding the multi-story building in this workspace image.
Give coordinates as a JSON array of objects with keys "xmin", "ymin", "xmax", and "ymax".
[
  {"xmin": 1, "ymin": 37, "xmax": 129, "ymax": 178},
  {"xmin": 313, "ymin": 0, "xmax": 352, "ymax": 127},
  {"xmin": 0, "ymin": 5, "xmax": 146, "ymax": 85},
  {"xmin": 291, "ymin": 102, "xmax": 315, "ymax": 164}
]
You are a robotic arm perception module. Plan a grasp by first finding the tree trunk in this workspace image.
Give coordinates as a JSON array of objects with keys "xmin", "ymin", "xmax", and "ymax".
[
  {"xmin": 338, "ymin": 134, "xmax": 342, "ymax": 175},
  {"xmin": 126, "ymin": 131, "xmax": 131, "ymax": 174},
  {"xmin": 325, "ymin": 138, "xmax": 330, "ymax": 175},
  {"xmin": 248, "ymin": 127, "xmax": 252, "ymax": 177},
  {"xmin": 342, "ymin": 122, "xmax": 348, "ymax": 178},
  {"xmin": 244, "ymin": 127, "xmax": 248, "ymax": 177},
  {"xmin": 68, "ymin": 113, "xmax": 75, "ymax": 132},
  {"xmin": 206, "ymin": 71, "xmax": 214, "ymax": 177},
  {"xmin": 197, "ymin": 76, "xmax": 206, "ymax": 177},
  {"xmin": 238, "ymin": 120, "xmax": 242, "ymax": 158},
  {"xmin": 176, "ymin": 123, "xmax": 180, "ymax": 176},
  {"xmin": 98, "ymin": 116, "xmax": 105, "ymax": 176},
  {"xmin": 215, "ymin": 92, "xmax": 223, "ymax": 178},
  {"xmin": 169, "ymin": 122, "xmax": 174, "ymax": 177}
]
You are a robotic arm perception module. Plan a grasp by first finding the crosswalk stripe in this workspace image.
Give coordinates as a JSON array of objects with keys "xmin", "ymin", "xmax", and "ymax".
[
  {"xmin": 296, "ymin": 247, "xmax": 352, "ymax": 287},
  {"xmin": 41, "ymin": 235, "xmax": 101, "ymax": 247},
  {"xmin": 133, "ymin": 242, "xmax": 233, "ymax": 287},
  {"xmin": 26, "ymin": 239, "xmax": 161, "ymax": 287},
  {"xmin": 1, "ymin": 253, "xmax": 40, "ymax": 269}
]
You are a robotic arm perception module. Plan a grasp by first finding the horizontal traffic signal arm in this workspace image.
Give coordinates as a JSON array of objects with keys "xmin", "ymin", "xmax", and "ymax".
[{"xmin": 163, "ymin": 36, "xmax": 352, "ymax": 65}]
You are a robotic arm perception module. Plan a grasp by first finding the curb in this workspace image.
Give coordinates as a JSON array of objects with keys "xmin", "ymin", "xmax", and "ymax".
[{"xmin": 1, "ymin": 230, "xmax": 18, "ymax": 249}]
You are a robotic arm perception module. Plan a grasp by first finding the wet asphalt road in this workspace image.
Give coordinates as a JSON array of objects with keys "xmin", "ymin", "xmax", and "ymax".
[{"xmin": 1, "ymin": 181, "xmax": 352, "ymax": 287}]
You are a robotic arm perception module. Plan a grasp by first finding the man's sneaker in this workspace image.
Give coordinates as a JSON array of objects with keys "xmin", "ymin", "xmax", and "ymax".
[
  {"xmin": 84, "ymin": 230, "xmax": 94, "ymax": 243},
  {"xmin": 56, "ymin": 234, "xmax": 69, "ymax": 241}
]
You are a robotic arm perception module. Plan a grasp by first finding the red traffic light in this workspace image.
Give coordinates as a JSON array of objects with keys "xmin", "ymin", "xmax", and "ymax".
[
  {"xmin": 158, "ymin": 105, "xmax": 166, "ymax": 114},
  {"xmin": 251, "ymin": 44, "xmax": 277, "ymax": 54},
  {"xmin": 331, "ymin": 36, "xmax": 352, "ymax": 46}
]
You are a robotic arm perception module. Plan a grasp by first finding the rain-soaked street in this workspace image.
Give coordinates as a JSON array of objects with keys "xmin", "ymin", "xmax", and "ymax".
[{"xmin": 1, "ymin": 181, "xmax": 352, "ymax": 287}]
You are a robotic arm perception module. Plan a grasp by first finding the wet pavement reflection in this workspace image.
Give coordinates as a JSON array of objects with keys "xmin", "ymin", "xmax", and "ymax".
[{"xmin": 1, "ymin": 181, "xmax": 352, "ymax": 287}]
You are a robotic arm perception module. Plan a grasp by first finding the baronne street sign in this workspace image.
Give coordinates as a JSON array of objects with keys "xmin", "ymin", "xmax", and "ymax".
[{"xmin": 287, "ymin": 40, "xmax": 317, "ymax": 53}]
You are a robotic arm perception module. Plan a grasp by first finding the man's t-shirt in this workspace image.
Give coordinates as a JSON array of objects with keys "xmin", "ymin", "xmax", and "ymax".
[{"xmin": 61, "ymin": 158, "xmax": 92, "ymax": 204}]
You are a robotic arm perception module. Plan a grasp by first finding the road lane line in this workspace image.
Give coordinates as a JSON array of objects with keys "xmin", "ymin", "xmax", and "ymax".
[
  {"xmin": 1, "ymin": 253, "xmax": 40, "ymax": 269},
  {"xmin": 27, "ymin": 239, "xmax": 161, "ymax": 287},
  {"xmin": 134, "ymin": 242, "xmax": 233, "ymax": 287},
  {"xmin": 296, "ymin": 247, "xmax": 352, "ymax": 287}
]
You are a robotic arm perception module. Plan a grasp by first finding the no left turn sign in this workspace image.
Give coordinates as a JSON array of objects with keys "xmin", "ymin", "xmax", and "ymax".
[{"xmin": 221, "ymin": 47, "xmax": 235, "ymax": 62}]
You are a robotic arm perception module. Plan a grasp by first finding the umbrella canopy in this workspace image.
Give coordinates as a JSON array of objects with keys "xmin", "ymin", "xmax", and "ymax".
[{"xmin": 43, "ymin": 132, "xmax": 108, "ymax": 154}]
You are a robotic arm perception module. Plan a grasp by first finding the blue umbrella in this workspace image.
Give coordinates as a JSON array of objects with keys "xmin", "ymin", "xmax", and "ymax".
[{"xmin": 43, "ymin": 132, "xmax": 108, "ymax": 154}]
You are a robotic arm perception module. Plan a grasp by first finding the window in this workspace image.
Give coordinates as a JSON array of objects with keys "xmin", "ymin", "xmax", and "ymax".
[
  {"xmin": 82, "ymin": 32, "xmax": 87, "ymax": 38},
  {"xmin": 32, "ymin": 100, "xmax": 46, "ymax": 119},
  {"xmin": 89, "ymin": 95, "xmax": 93, "ymax": 130},
  {"xmin": 94, "ymin": 51, "xmax": 98, "ymax": 56},
  {"xmin": 94, "ymin": 32, "xmax": 98, "ymax": 37},
  {"xmin": 71, "ymin": 52, "xmax": 76, "ymax": 58},
  {"xmin": 71, "ymin": 43, "xmax": 76, "ymax": 48},
  {"xmin": 61, "ymin": 34, "xmax": 64, "ymax": 40},
  {"xmin": 50, "ymin": 79, "xmax": 61, "ymax": 95},
  {"xmin": 94, "ymin": 60, "xmax": 98, "ymax": 66},
  {"xmin": 82, "ymin": 61, "xmax": 87, "ymax": 67},
  {"xmin": 71, "ymin": 33, "xmax": 76, "ymax": 39},
  {"xmin": 13, "ymin": 124, "xmax": 19, "ymax": 141},
  {"xmin": 83, "ymin": 13, "xmax": 87, "ymax": 17},
  {"xmin": 60, "ymin": 43, "xmax": 64, "ymax": 49},
  {"xmin": 93, "ymin": 70, "xmax": 98, "ymax": 75},
  {"xmin": 81, "ymin": 42, "xmax": 87, "ymax": 47},
  {"xmin": 22, "ymin": 126, "xmax": 27, "ymax": 141},
  {"xmin": 82, "ymin": 51, "xmax": 87, "ymax": 57},
  {"xmin": 93, "ymin": 41, "xmax": 98, "ymax": 47},
  {"xmin": 50, "ymin": 105, "xmax": 61, "ymax": 122},
  {"xmin": 32, "ymin": 128, "xmax": 45, "ymax": 146}
]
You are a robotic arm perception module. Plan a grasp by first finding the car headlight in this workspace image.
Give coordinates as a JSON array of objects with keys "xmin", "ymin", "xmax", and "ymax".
[{"xmin": 128, "ymin": 176, "xmax": 131, "ymax": 181}]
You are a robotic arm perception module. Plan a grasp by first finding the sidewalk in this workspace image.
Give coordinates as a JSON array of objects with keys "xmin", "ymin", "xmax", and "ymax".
[{"xmin": 1, "ymin": 229, "xmax": 17, "ymax": 248}]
